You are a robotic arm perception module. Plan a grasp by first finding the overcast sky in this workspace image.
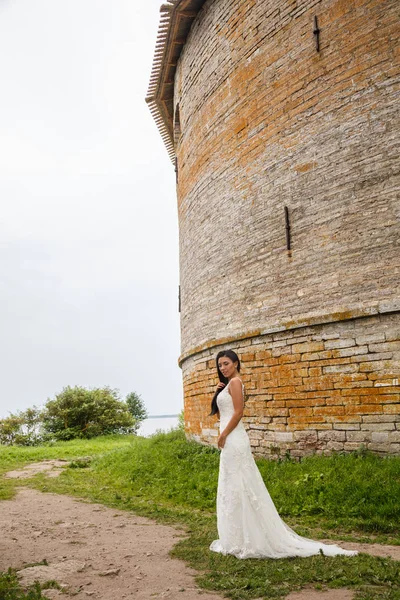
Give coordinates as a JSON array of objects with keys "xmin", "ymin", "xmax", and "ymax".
[{"xmin": 0, "ymin": 0, "xmax": 182, "ymax": 417}]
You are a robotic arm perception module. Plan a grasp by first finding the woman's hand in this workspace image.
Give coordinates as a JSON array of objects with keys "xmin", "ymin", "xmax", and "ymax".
[
  {"xmin": 216, "ymin": 382, "xmax": 226, "ymax": 391},
  {"xmin": 218, "ymin": 432, "xmax": 227, "ymax": 449}
]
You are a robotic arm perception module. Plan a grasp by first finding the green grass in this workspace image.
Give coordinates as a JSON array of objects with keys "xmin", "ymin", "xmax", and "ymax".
[
  {"xmin": 0, "ymin": 434, "xmax": 134, "ymax": 469},
  {"xmin": 255, "ymin": 450, "xmax": 400, "ymax": 537},
  {"xmin": 0, "ymin": 569, "xmax": 46, "ymax": 600},
  {"xmin": 1, "ymin": 430, "xmax": 399, "ymax": 599},
  {"xmin": 0, "ymin": 435, "xmax": 135, "ymax": 500}
]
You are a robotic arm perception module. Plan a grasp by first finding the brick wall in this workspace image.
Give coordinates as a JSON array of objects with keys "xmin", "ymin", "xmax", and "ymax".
[{"xmin": 173, "ymin": 0, "xmax": 400, "ymax": 455}]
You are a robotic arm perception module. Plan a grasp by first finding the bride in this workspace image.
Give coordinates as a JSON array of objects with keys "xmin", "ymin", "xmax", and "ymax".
[{"xmin": 209, "ymin": 349, "xmax": 358, "ymax": 559}]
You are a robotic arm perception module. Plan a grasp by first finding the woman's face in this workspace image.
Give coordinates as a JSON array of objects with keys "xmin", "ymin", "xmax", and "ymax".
[{"xmin": 218, "ymin": 356, "xmax": 238, "ymax": 379}]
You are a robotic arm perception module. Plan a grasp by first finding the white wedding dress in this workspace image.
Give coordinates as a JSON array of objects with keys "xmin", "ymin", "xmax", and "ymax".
[{"xmin": 209, "ymin": 380, "xmax": 358, "ymax": 559}]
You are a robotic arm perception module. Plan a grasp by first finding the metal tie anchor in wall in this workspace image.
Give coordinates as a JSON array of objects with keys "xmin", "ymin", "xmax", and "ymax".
[
  {"xmin": 284, "ymin": 206, "xmax": 291, "ymax": 254},
  {"xmin": 313, "ymin": 15, "xmax": 321, "ymax": 52}
]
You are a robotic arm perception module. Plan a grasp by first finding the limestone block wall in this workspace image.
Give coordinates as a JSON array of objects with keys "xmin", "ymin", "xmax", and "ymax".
[
  {"xmin": 183, "ymin": 312, "xmax": 400, "ymax": 456},
  {"xmin": 172, "ymin": 0, "xmax": 400, "ymax": 456}
]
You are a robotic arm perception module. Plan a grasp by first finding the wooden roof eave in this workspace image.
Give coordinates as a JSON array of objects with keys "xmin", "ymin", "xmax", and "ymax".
[{"xmin": 146, "ymin": 0, "xmax": 206, "ymax": 164}]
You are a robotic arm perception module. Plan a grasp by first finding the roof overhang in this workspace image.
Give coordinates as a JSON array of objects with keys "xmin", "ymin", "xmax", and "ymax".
[{"xmin": 145, "ymin": 0, "xmax": 207, "ymax": 164}]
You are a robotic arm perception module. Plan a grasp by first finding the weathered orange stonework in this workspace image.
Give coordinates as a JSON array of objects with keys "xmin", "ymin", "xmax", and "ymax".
[
  {"xmin": 147, "ymin": 0, "xmax": 400, "ymax": 457},
  {"xmin": 183, "ymin": 314, "xmax": 400, "ymax": 457}
]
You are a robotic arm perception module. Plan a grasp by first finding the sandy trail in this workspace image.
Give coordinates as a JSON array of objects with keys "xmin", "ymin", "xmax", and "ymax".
[
  {"xmin": 0, "ymin": 487, "xmax": 222, "ymax": 600},
  {"xmin": 1, "ymin": 462, "xmax": 399, "ymax": 600}
]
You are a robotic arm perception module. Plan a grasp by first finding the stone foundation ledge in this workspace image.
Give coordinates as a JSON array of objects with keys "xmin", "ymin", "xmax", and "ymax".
[
  {"xmin": 188, "ymin": 416, "xmax": 400, "ymax": 457},
  {"xmin": 179, "ymin": 301, "xmax": 400, "ymax": 367}
]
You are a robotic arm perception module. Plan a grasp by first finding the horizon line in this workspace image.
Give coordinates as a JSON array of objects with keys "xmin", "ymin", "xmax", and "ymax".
[{"xmin": 146, "ymin": 414, "xmax": 179, "ymax": 419}]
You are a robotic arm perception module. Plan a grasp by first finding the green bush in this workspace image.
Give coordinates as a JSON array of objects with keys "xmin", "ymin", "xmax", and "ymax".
[
  {"xmin": 42, "ymin": 386, "xmax": 135, "ymax": 440},
  {"xmin": 125, "ymin": 392, "xmax": 148, "ymax": 434},
  {"xmin": 0, "ymin": 415, "xmax": 23, "ymax": 446},
  {"xmin": 0, "ymin": 408, "xmax": 43, "ymax": 446}
]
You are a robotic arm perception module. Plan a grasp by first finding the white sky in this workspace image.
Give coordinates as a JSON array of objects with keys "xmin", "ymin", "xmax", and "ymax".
[{"xmin": 0, "ymin": 0, "xmax": 182, "ymax": 417}]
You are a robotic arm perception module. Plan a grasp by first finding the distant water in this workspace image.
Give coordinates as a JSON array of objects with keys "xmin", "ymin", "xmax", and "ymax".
[{"xmin": 138, "ymin": 415, "xmax": 179, "ymax": 437}]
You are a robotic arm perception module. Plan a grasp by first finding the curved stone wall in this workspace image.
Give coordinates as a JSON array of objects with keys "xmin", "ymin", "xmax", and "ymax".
[
  {"xmin": 173, "ymin": 0, "xmax": 400, "ymax": 455},
  {"xmin": 183, "ymin": 313, "xmax": 400, "ymax": 457}
]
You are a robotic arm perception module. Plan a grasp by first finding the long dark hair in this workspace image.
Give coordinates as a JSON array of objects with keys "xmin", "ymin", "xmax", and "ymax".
[{"xmin": 209, "ymin": 349, "xmax": 241, "ymax": 416}]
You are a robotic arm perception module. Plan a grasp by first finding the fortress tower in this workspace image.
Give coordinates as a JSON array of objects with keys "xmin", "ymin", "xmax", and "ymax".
[{"xmin": 147, "ymin": 0, "xmax": 400, "ymax": 457}]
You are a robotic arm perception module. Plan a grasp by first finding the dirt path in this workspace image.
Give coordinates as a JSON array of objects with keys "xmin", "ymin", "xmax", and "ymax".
[
  {"xmin": 1, "ymin": 462, "xmax": 399, "ymax": 600},
  {"xmin": 0, "ymin": 487, "xmax": 222, "ymax": 600}
]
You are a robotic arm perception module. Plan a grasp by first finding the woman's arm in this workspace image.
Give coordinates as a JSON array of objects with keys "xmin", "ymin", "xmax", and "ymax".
[
  {"xmin": 218, "ymin": 378, "xmax": 244, "ymax": 449},
  {"xmin": 214, "ymin": 382, "xmax": 226, "ymax": 419}
]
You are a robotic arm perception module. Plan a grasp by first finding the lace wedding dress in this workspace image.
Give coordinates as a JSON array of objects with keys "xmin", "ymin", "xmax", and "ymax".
[{"xmin": 209, "ymin": 380, "xmax": 358, "ymax": 559}]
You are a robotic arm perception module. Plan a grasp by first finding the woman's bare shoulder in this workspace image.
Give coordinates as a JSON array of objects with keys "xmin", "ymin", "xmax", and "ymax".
[{"xmin": 229, "ymin": 377, "xmax": 243, "ymax": 387}]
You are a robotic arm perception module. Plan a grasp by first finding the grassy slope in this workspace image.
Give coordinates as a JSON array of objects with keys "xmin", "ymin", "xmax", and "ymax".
[
  {"xmin": 0, "ymin": 435, "xmax": 135, "ymax": 501},
  {"xmin": 0, "ymin": 431, "xmax": 399, "ymax": 600}
]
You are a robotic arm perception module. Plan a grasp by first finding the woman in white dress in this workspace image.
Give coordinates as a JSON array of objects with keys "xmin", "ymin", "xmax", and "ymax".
[{"xmin": 209, "ymin": 349, "xmax": 358, "ymax": 560}]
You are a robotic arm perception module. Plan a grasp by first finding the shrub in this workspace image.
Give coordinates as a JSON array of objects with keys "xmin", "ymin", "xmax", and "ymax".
[
  {"xmin": 0, "ymin": 407, "xmax": 43, "ymax": 446},
  {"xmin": 0, "ymin": 414, "xmax": 23, "ymax": 446},
  {"xmin": 125, "ymin": 392, "xmax": 148, "ymax": 434},
  {"xmin": 42, "ymin": 386, "xmax": 135, "ymax": 440}
]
